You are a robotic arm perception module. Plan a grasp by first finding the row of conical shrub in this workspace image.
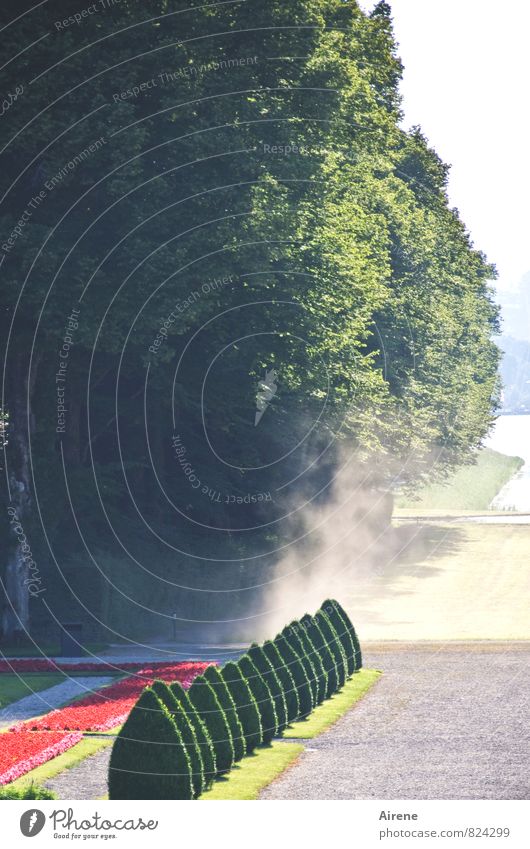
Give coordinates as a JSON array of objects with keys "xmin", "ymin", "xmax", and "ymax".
[{"xmin": 108, "ymin": 599, "xmax": 361, "ymax": 799}]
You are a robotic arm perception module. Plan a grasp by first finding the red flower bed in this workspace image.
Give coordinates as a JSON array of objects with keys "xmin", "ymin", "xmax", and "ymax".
[
  {"xmin": 0, "ymin": 731, "xmax": 82, "ymax": 785},
  {"xmin": 12, "ymin": 662, "xmax": 210, "ymax": 732}
]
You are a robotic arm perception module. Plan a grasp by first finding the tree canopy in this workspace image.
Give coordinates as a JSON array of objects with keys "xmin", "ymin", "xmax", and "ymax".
[{"xmin": 0, "ymin": 0, "xmax": 500, "ymax": 641}]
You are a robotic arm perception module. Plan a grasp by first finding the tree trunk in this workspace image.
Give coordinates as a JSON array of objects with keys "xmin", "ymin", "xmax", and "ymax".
[{"xmin": 1, "ymin": 346, "xmax": 41, "ymax": 641}]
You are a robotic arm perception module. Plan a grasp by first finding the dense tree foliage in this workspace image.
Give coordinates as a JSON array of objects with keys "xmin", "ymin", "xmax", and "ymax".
[{"xmin": 0, "ymin": 0, "xmax": 500, "ymax": 642}]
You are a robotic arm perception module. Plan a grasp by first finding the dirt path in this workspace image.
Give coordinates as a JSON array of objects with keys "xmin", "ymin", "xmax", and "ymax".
[
  {"xmin": 261, "ymin": 644, "xmax": 530, "ymax": 800},
  {"xmin": 45, "ymin": 745, "xmax": 113, "ymax": 800},
  {"xmin": 43, "ymin": 644, "xmax": 529, "ymax": 801}
]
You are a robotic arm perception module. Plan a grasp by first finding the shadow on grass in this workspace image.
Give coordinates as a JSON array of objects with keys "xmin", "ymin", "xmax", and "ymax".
[
  {"xmin": 214, "ymin": 747, "xmax": 273, "ymax": 783},
  {"xmin": 338, "ymin": 522, "xmax": 467, "ymax": 630},
  {"xmin": 389, "ymin": 522, "xmax": 465, "ymax": 567}
]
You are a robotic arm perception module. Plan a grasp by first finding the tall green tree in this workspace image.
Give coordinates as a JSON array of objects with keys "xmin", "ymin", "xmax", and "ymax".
[{"xmin": 0, "ymin": 0, "xmax": 500, "ymax": 640}]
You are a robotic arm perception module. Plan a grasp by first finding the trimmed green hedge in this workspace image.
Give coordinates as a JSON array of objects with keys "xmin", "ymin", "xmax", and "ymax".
[
  {"xmin": 188, "ymin": 675, "xmax": 234, "ymax": 775},
  {"xmin": 151, "ymin": 680, "xmax": 204, "ymax": 798},
  {"xmin": 248, "ymin": 643, "xmax": 288, "ymax": 732},
  {"xmin": 238, "ymin": 653, "xmax": 278, "ymax": 744},
  {"xmin": 281, "ymin": 623, "xmax": 319, "ymax": 706},
  {"xmin": 321, "ymin": 599, "xmax": 357, "ymax": 674},
  {"xmin": 315, "ymin": 609, "xmax": 347, "ymax": 689},
  {"xmin": 108, "ymin": 687, "xmax": 193, "ymax": 800},
  {"xmin": 262, "ymin": 639, "xmax": 300, "ymax": 724},
  {"xmin": 203, "ymin": 664, "xmax": 246, "ymax": 762},
  {"xmin": 169, "ymin": 680, "xmax": 216, "ymax": 787},
  {"xmin": 326, "ymin": 598, "xmax": 363, "ymax": 670},
  {"xmin": 112, "ymin": 598, "xmax": 362, "ymax": 799},
  {"xmin": 293, "ymin": 621, "xmax": 328, "ymax": 704},
  {"xmin": 301, "ymin": 614, "xmax": 338, "ymax": 698},
  {"xmin": 274, "ymin": 632, "xmax": 313, "ymax": 718},
  {"xmin": 221, "ymin": 662, "xmax": 262, "ymax": 753}
]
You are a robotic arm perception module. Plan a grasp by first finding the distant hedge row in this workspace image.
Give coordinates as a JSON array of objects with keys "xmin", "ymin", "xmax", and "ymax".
[{"xmin": 108, "ymin": 599, "xmax": 362, "ymax": 799}]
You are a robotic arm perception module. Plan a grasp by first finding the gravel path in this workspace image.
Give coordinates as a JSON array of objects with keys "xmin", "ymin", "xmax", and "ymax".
[
  {"xmin": 45, "ymin": 746, "xmax": 113, "ymax": 800},
  {"xmin": 0, "ymin": 677, "xmax": 112, "ymax": 728},
  {"xmin": 261, "ymin": 644, "xmax": 530, "ymax": 800}
]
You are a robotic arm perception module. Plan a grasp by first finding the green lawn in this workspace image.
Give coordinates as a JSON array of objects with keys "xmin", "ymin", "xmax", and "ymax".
[
  {"xmin": 283, "ymin": 669, "xmax": 381, "ymax": 738},
  {"xmin": 346, "ymin": 522, "xmax": 530, "ymax": 641},
  {"xmin": 201, "ymin": 741, "xmax": 304, "ymax": 800},
  {"xmin": 0, "ymin": 674, "xmax": 66, "ymax": 710},
  {"xmin": 0, "ymin": 643, "xmax": 108, "ymax": 658},
  {"xmin": 0, "ymin": 671, "xmax": 123, "ymax": 715},
  {"xmin": 397, "ymin": 448, "xmax": 523, "ymax": 512}
]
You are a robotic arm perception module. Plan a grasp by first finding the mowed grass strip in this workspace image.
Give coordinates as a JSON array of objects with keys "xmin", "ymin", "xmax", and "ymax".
[
  {"xmin": 202, "ymin": 669, "xmax": 380, "ymax": 799},
  {"xmin": 0, "ymin": 674, "xmax": 67, "ymax": 710},
  {"xmin": 0, "ymin": 643, "xmax": 108, "ymax": 659},
  {"xmin": 282, "ymin": 669, "xmax": 381, "ymax": 739},
  {"xmin": 396, "ymin": 447, "xmax": 523, "ymax": 512},
  {"xmin": 345, "ymin": 523, "xmax": 530, "ymax": 641},
  {"xmin": 201, "ymin": 741, "xmax": 304, "ymax": 800}
]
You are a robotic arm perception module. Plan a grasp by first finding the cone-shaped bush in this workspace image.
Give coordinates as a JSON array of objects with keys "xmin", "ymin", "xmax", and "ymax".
[
  {"xmin": 109, "ymin": 688, "xmax": 193, "ymax": 800},
  {"xmin": 248, "ymin": 644, "xmax": 288, "ymax": 732},
  {"xmin": 274, "ymin": 633, "xmax": 313, "ymax": 718},
  {"xmin": 238, "ymin": 654, "xmax": 277, "ymax": 743},
  {"xmin": 295, "ymin": 622, "xmax": 327, "ymax": 704},
  {"xmin": 281, "ymin": 622, "xmax": 319, "ymax": 705},
  {"xmin": 320, "ymin": 599, "xmax": 356, "ymax": 675},
  {"xmin": 325, "ymin": 598, "xmax": 362, "ymax": 670},
  {"xmin": 151, "ymin": 680, "xmax": 204, "ymax": 798},
  {"xmin": 169, "ymin": 680, "xmax": 216, "ymax": 788},
  {"xmin": 315, "ymin": 609, "xmax": 347, "ymax": 688},
  {"xmin": 262, "ymin": 640, "xmax": 299, "ymax": 724},
  {"xmin": 203, "ymin": 665, "xmax": 245, "ymax": 762},
  {"xmin": 188, "ymin": 675, "xmax": 234, "ymax": 775},
  {"xmin": 301, "ymin": 614, "xmax": 338, "ymax": 698},
  {"xmin": 221, "ymin": 662, "xmax": 262, "ymax": 753}
]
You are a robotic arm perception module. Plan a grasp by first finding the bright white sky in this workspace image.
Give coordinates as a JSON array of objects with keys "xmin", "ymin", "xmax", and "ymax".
[{"xmin": 359, "ymin": 0, "xmax": 530, "ymax": 293}]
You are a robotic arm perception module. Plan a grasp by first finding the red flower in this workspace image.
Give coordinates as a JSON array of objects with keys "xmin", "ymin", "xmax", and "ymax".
[
  {"xmin": 12, "ymin": 662, "xmax": 211, "ymax": 732},
  {"xmin": 0, "ymin": 731, "xmax": 82, "ymax": 785}
]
